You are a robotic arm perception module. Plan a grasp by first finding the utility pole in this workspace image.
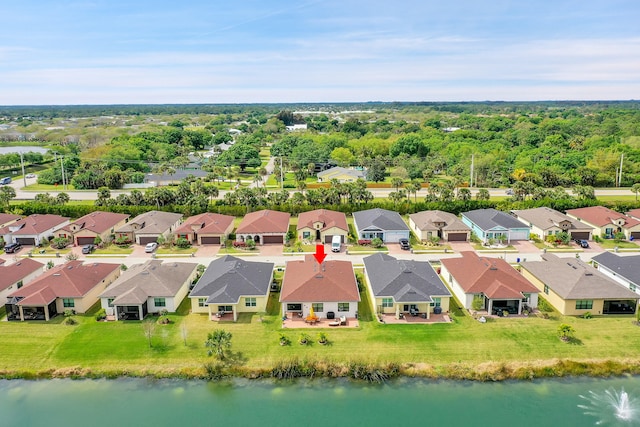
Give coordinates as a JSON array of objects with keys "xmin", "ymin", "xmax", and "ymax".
[
  {"xmin": 618, "ymin": 153, "xmax": 624, "ymax": 187},
  {"xmin": 19, "ymin": 152, "xmax": 27, "ymax": 188},
  {"xmin": 470, "ymin": 154, "xmax": 474, "ymax": 188},
  {"xmin": 60, "ymin": 156, "xmax": 67, "ymax": 190}
]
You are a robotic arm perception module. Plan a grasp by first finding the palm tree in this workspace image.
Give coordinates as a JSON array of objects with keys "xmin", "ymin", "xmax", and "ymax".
[
  {"xmin": 391, "ymin": 177, "xmax": 404, "ymax": 192},
  {"xmin": 631, "ymin": 183, "xmax": 640, "ymax": 201},
  {"xmin": 205, "ymin": 329, "xmax": 232, "ymax": 360}
]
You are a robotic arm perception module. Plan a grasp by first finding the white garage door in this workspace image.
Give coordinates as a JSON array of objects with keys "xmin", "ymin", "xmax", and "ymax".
[{"xmin": 384, "ymin": 231, "xmax": 410, "ymax": 243}]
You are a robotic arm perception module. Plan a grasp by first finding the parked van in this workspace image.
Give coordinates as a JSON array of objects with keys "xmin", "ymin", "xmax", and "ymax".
[
  {"xmin": 0, "ymin": 177, "xmax": 11, "ymax": 185},
  {"xmin": 331, "ymin": 235, "xmax": 342, "ymax": 253}
]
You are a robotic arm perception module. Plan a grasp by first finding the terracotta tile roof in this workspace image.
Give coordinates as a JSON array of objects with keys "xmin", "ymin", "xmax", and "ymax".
[
  {"xmin": 0, "ymin": 258, "xmax": 44, "ymax": 291},
  {"xmin": 297, "ymin": 209, "xmax": 348, "ymax": 232},
  {"xmin": 8, "ymin": 261, "xmax": 120, "ymax": 306},
  {"xmin": 521, "ymin": 254, "xmax": 640, "ymax": 300},
  {"xmin": 566, "ymin": 206, "xmax": 640, "ymax": 228},
  {"xmin": 174, "ymin": 212, "xmax": 234, "ymax": 235},
  {"xmin": 441, "ymin": 251, "xmax": 538, "ymax": 298},
  {"xmin": 0, "ymin": 214, "xmax": 69, "ymax": 235},
  {"xmin": 61, "ymin": 211, "xmax": 129, "ymax": 234},
  {"xmin": 236, "ymin": 210, "xmax": 290, "ymax": 234},
  {"xmin": 280, "ymin": 256, "xmax": 360, "ymax": 302},
  {"xmin": 627, "ymin": 208, "xmax": 640, "ymax": 221}
]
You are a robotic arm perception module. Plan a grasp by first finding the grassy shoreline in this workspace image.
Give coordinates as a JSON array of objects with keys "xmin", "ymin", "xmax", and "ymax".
[{"xmin": 1, "ymin": 358, "xmax": 640, "ymax": 383}]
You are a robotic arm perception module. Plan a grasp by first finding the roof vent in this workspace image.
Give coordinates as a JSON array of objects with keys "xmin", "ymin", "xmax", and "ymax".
[
  {"xmin": 53, "ymin": 273, "xmax": 61, "ymax": 276},
  {"xmin": 315, "ymin": 274, "xmax": 323, "ymax": 279},
  {"xmin": 403, "ymin": 269, "xmax": 412, "ymax": 273},
  {"xmin": 67, "ymin": 265, "xmax": 73, "ymax": 269}
]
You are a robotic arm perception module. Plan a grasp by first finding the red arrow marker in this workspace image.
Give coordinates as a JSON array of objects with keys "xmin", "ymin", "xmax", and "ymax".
[{"xmin": 313, "ymin": 244, "xmax": 326, "ymax": 264}]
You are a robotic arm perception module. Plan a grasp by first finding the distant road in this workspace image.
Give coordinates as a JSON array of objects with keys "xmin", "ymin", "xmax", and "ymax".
[{"xmin": 8, "ymin": 177, "xmax": 634, "ymax": 202}]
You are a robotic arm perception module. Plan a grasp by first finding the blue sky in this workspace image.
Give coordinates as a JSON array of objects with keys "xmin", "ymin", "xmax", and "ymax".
[{"xmin": 1, "ymin": 0, "xmax": 639, "ymax": 104}]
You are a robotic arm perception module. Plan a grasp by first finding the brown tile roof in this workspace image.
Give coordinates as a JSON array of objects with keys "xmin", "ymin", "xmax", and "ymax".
[
  {"xmin": 116, "ymin": 210, "xmax": 182, "ymax": 234},
  {"xmin": 441, "ymin": 251, "xmax": 538, "ymax": 298},
  {"xmin": 237, "ymin": 210, "xmax": 290, "ymax": 234},
  {"xmin": 566, "ymin": 206, "xmax": 640, "ymax": 228},
  {"xmin": 512, "ymin": 207, "xmax": 593, "ymax": 232},
  {"xmin": 0, "ymin": 258, "xmax": 44, "ymax": 291},
  {"xmin": 0, "ymin": 214, "xmax": 69, "ymax": 235},
  {"xmin": 9, "ymin": 261, "xmax": 120, "ymax": 306},
  {"xmin": 174, "ymin": 212, "xmax": 234, "ymax": 235},
  {"xmin": 521, "ymin": 253, "xmax": 640, "ymax": 300},
  {"xmin": 0, "ymin": 213, "xmax": 21, "ymax": 227},
  {"xmin": 61, "ymin": 211, "xmax": 129, "ymax": 234},
  {"xmin": 297, "ymin": 209, "xmax": 348, "ymax": 232},
  {"xmin": 100, "ymin": 260, "xmax": 197, "ymax": 304},
  {"xmin": 280, "ymin": 256, "xmax": 360, "ymax": 302},
  {"xmin": 409, "ymin": 210, "xmax": 470, "ymax": 232}
]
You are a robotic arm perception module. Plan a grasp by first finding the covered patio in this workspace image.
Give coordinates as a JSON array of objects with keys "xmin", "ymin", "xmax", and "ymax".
[
  {"xmin": 282, "ymin": 314, "xmax": 359, "ymax": 329},
  {"xmin": 5, "ymin": 295, "xmax": 57, "ymax": 321},
  {"xmin": 378, "ymin": 312, "xmax": 451, "ymax": 324}
]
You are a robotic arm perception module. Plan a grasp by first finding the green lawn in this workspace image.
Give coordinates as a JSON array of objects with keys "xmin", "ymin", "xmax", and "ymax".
[
  {"xmin": 2, "ymin": 294, "xmax": 640, "ymax": 374},
  {"xmin": 93, "ymin": 245, "xmax": 134, "ymax": 255},
  {"xmin": 596, "ymin": 239, "xmax": 640, "ymax": 249},
  {"xmin": 156, "ymin": 246, "xmax": 197, "ymax": 255}
]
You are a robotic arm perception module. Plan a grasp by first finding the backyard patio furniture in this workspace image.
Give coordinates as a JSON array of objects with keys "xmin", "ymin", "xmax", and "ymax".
[{"xmin": 339, "ymin": 316, "xmax": 347, "ymax": 325}]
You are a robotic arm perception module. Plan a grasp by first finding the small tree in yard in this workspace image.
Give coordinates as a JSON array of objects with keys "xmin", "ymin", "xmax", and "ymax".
[
  {"xmin": 175, "ymin": 237, "xmax": 191, "ymax": 249},
  {"xmin": 143, "ymin": 321, "xmax": 156, "ymax": 348},
  {"xmin": 557, "ymin": 323, "xmax": 575, "ymax": 342},
  {"xmin": 371, "ymin": 237, "xmax": 383, "ymax": 248},
  {"xmin": 472, "ymin": 295, "xmax": 484, "ymax": 312},
  {"xmin": 205, "ymin": 329, "xmax": 232, "ymax": 360}
]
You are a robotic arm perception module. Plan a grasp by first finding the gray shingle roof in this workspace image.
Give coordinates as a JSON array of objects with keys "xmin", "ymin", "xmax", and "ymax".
[
  {"xmin": 189, "ymin": 255, "xmax": 274, "ymax": 304},
  {"xmin": 462, "ymin": 208, "xmax": 527, "ymax": 231},
  {"xmin": 592, "ymin": 252, "xmax": 640, "ymax": 286},
  {"xmin": 363, "ymin": 253, "xmax": 450, "ymax": 303},
  {"xmin": 520, "ymin": 254, "xmax": 639, "ymax": 300},
  {"xmin": 353, "ymin": 208, "xmax": 409, "ymax": 232}
]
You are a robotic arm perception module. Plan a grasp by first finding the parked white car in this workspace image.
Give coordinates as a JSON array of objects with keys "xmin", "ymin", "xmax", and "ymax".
[{"xmin": 145, "ymin": 242, "xmax": 158, "ymax": 253}]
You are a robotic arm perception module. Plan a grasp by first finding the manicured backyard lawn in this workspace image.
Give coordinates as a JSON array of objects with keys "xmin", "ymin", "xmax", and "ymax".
[{"xmin": 2, "ymin": 289, "xmax": 640, "ymax": 376}]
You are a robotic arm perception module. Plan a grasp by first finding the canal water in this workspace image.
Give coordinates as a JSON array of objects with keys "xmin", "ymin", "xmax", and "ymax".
[{"xmin": 0, "ymin": 376, "xmax": 638, "ymax": 426}]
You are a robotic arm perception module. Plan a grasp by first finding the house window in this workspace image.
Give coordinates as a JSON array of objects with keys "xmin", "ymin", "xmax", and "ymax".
[
  {"xmin": 154, "ymin": 298, "xmax": 166, "ymax": 307},
  {"xmin": 198, "ymin": 298, "xmax": 207, "ymax": 307},
  {"xmin": 63, "ymin": 298, "xmax": 75, "ymax": 308},
  {"xmin": 381, "ymin": 298, "xmax": 393, "ymax": 308},
  {"xmin": 544, "ymin": 285, "xmax": 549, "ymax": 295},
  {"xmin": 107, "ymin": 298, "xmax": 114, "ymax": 307},
  {"xmin": 287, "ymin": 304, "xmax": 302, "ymax": 311},
  {"xmin": 430, "ymin": 297, "xmax": 441, "ymax": 307},
  {"xmin": 302, "ymin": 231, "xmax": 310, "ymax": 239},
  {"xmin": 547, "ymin": 231, "xmax": 553, "ymax": 236},
  {"xmin": 17, "ymin": 280, "xmax": 23, "ymax": 289},
  {"xmin": 245, "ymin": 297, "xmax": 257, "ymax": 307},
  {"xmin": 630, "ymin": 284, "xmax": 637, "ymax": 293},
  {"xmin": 575, "ymin": 300, "xmax": 593, "ymax": 310},
  {"xmin": 522, "ymin": 293, "xmax": 531, "ymax": 302},
  {"xmin": 312, "ymin": 303, "xmax": 324, "ymax": 312},
  {"xmin": 338, "ymin": 302, "xmax": 349, "ymax": 312},
  {"xmin": 218, "ymin": 305, "xmax": 232, "ymax": 312}
]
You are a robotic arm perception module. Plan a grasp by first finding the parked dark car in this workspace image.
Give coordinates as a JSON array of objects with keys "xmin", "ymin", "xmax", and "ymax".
[
  {"xmin": 574, "ymin": 239, "xmax": 590, "ymax": 248},
  {"xmin": 399, "ymin": 238, "xmax": 411, "ymax": 250},
  {"xmin": 4, "ymin": 243, "xmax": 21, "ymax": 253},
  {"xmin": 81, "ymin": 244, "xmax": 95, "ymax": 254}
]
